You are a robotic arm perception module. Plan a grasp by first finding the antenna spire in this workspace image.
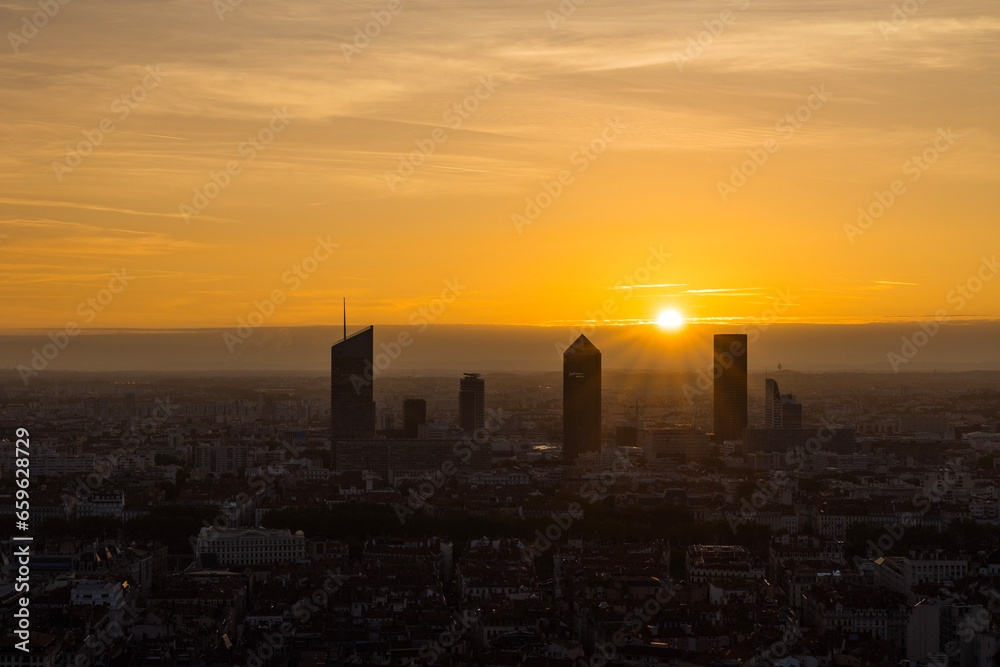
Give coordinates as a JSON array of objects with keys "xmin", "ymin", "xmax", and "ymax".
[{"xmin": 342, "ymin": 298, "xmax": 347, "ymax": 341}]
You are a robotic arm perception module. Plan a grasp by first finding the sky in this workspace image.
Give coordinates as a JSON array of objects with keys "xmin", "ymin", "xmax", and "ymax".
[{"xmin": 1, "ymin": 0, "xmax": 998, "ymax": 334}]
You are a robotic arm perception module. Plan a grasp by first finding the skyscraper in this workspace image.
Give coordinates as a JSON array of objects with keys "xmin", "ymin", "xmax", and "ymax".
[
  {"xmin": 765, "ymin": 378, "xmax": 781, "ymax": 428},
  {"xmin": 764, "ymin": 377, "xmax": 803, "ymax": 429},
  {"xmin": 780, "ymin": 394, "xmax": 803, "ymax": 429},
  {"xmin": 563, "ymin": 334, "xmax": 601, "ymax": 463},
  {"xmin": 459, "ymin": 373, "xmax": 485, "ymax": 434},
  {"xmin": 403, "ymin": 398, "xmax": 427, "ymax": 439},
  {"xmin": 331, "ymin": 326, "xmax": 376, "ymax": 443},
  {"xmin": 713, "ymin": 334, "xmax": 748, "ymax": 443}
]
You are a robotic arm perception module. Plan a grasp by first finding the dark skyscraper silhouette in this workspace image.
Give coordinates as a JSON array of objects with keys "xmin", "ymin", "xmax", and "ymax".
[
  {"xmin": 459, "ymin": 373, "xmax": 485, "ymax": 434},
  {"xmin": 713, "ymin": 334, "xmax": 748, "ymax": 443},
  {"xmin": 403, "ymin": 398, "xmax": 427, "ymax": 439},
  {"xmin": 616, "ymin": 425, "xmax": 637, "ymax": 448},
  {"xmin": 781, "ymin": 395, "xmax": 803, "ymax": 429},
  {"xmin": 563, "ymin": 335, "xmax": 602, "ymax": 463},
  {"xmin": 331, "ymin": 326, "xmax": 376, "ymax": 442}
]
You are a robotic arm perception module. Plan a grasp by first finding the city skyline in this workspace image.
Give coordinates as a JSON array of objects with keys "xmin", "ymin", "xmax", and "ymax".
[
  {"xmin": 11, "ymin": 320, "xmax": 1000, "ymax": 375},
  {"xmin": 3, "ymin": 0, "xmax": 1000, "ymax": 665}
]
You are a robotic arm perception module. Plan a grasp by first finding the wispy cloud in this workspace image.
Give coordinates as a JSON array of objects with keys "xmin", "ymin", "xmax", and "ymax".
[
  {"xmin": 684, "ymin": 288, "xmax": 763, "ymax": 294},
  {"xmin": 0, "ymin": 198, "xmax": 228, "ymax": 223},
  {"xmin": 610, "ymin": 283, "xmax": 687, "ymax": 290}
]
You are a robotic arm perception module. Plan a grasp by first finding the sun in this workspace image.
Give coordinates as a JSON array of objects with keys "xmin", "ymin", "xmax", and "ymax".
[{"xmin": 656, "ymin": 308, "xmax": 685, "ymax": 331}]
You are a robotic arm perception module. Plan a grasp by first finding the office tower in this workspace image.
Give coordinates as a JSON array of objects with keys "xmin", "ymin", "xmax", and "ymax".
[
  {"xmin": 459, "ymin": 373, "xmax": 485, "ymax": 434},
  {"xmin": 616, "ymin": 425, "xmax": 638, "ymax": 448},
  {"xmin": 563, "ymin": 334, "xmax": 602, "ymax": 463},
  {"xmin": 765, "ymin": 378, "xmax": 781, "ymax": 428},
  {"xmin": 376, "ymin": 411, "xmax": 395, "ymax": 432},
  {"xmin": 330, "ymin": 326, "xmax": 376, "ymax": 442},
  {"xmin": 713, "ymin": 334, "xmax": 748, "ymax": 443},
  {"xmin": 780, "ymin": 394, "xmax": 803, "ymax": 429},
  {"xmin": 403, "ymin": 399, "xmax": 427, "ymax": 439},
  {"xmin": 765, "ymin": 377, "xmax": 803, "ymax": 429}
]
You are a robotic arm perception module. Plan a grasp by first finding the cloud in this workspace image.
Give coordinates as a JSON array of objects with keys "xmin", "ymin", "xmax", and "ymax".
[
  {"xmin": 0, "ymin": 219, "xmax": 199, "ymax": 259},
  {"xmin": 0, "ymin": 198, "xmax": 226, "ymax": 222}
]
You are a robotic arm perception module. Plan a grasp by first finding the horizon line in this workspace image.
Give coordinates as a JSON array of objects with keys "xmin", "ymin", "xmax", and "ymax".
[{"xmin": 2, "ymin": 316, "xmax": 1000, "ymax": 335}]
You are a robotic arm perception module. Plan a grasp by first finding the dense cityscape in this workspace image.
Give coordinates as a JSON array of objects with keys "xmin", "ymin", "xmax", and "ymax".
[
  {"xmin": 2, "ymin": 0, "xmax": 995, "ymax": 662},
  {"xmin": 3, "ymin": 329, "xmax": 1000, "ymax": 667}
]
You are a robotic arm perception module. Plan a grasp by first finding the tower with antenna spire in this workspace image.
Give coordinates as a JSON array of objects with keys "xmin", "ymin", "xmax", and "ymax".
[{"xmin": 331, "ymin": 303, "xmax": 375, "ymax": 445}]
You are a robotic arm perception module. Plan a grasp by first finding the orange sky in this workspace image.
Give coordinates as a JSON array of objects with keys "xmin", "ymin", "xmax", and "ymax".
[{"xmin": 1, "ymin": 0, "xmax": 998, "ymax": 331}]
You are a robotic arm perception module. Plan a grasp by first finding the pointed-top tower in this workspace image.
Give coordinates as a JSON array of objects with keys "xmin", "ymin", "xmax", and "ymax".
[
  {"xmin": 566, "ymin": 334, "xmax": 600, "ymax": 355},
  {"xmin": 331, "ymin": 325, "xmax": 376, "ymax": 443},
  {"xmin": 563, "ymin": 334, "xmax": 602, "ymax": 464}
]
